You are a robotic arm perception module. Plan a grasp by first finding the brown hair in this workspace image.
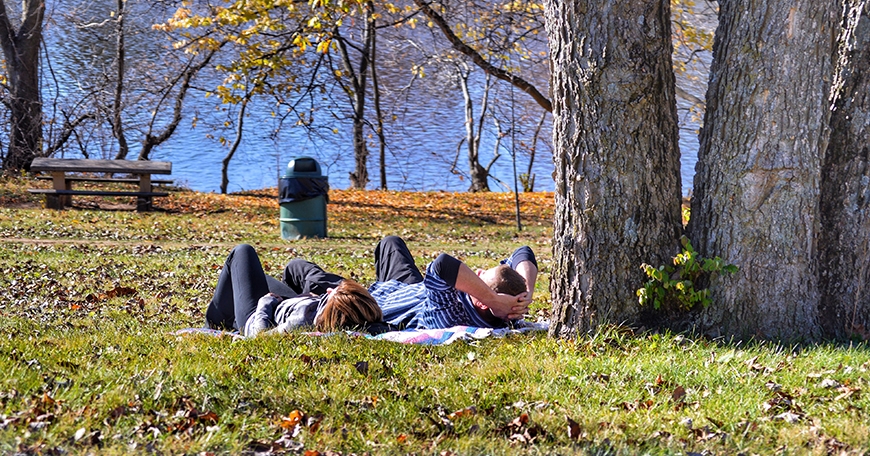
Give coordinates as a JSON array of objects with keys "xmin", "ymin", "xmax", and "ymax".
[
  {"xmin": 485, "ymin": 265, "xmax": 527, "ymax": 296},
  {"xmin": 314, "ymin": 279, "xmax": 383, "ymax": 331}
]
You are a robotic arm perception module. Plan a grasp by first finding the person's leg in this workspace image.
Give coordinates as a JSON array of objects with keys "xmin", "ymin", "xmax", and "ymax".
[
  {"xmin": 282, "ymin": 259, "xmax": 344, "ymax": 296},
  {"xmin": 204, "ymin": 244, "xmax": 272, "ymax": 331},
  {"xmin": 374, "ymin": 236, "xmax": 423, "ymax": 284}
]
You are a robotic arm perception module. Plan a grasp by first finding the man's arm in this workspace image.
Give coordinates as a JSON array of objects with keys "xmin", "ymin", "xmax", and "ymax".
[
  {"xmin": 506, "ymin": 246, "xmax": 538, "ymax": 300},
  {"xmin": 515, "ymin": 260, "xmax": 538, "ymax": 301},
  {"xmin": 454, "ymin": 262, "xmax": 529, "ymax": 319}
]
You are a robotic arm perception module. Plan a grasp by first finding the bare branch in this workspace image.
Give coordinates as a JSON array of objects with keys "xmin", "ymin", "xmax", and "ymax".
[
  {"xmin": 44, "ymin": 113, "xmax": 97, "ymax": 156},
  {"xmin": 140, "ymin": 48, "xmax": 219, "ymax": 159},
  {"xmin": 412, "ymin": 0, "xmax": 552, "ymax": 112}
]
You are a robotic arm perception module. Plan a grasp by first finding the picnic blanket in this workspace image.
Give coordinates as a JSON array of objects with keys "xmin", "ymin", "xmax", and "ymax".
[
  {"xmin": 174, "ymin": 321, "xmax": 549, "ymax": 345},
  {"xmin": 367, "ymin": 322, "xmax": 549, "ymax": 345}
]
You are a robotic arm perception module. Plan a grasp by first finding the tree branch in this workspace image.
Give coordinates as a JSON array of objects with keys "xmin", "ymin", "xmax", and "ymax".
[
  {"xmin": 140, "ymin": 48, "xmax": 218, "ymax": 159},
  {"xmin": 44, "ymin": 113, "xmax": 97, "ymax": 156},
  {"xmin": 412, "ymin": 0, "xmax": 552, "ymax": 113}
]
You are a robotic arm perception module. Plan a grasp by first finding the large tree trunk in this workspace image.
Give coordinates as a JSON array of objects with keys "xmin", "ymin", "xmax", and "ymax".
[
  {"xmin": 545, "ymin": 0, "xmax": 683, "ymax": 338},
  {"xmin": 819, "ymin": 0, "xmax": 870, "ymax": 340},
  {"xmin": 688, "ymin": 1, "xmax": 840, "ymax": 341},
  {"xmin": 0, "ymin": 0, "xmax": 45, "ymax": 171}
]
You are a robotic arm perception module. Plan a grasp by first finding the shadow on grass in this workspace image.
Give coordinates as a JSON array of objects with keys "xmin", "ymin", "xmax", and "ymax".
[{"xmin": 330, "ymin": 199, "xmax": 501, "ymax": 225}]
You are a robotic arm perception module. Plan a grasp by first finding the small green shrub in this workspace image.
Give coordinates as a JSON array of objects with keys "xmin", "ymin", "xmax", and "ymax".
[{"xmin": 637, "ymin": 236, "xmax": 738, "ymax": 310}]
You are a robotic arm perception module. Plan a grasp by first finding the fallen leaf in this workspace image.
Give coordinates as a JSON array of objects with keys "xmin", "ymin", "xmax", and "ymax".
[
  {"xmin": 306, "ymin": 413, "xmax": 323, "ymax": 433},
  {"xmin": 819, "ymin": 378, "xmax": 840, "ymax": 389},
  {"xmin": 511, "ymin": 412, "xmax": 530, "ymax": 427},
  {"xmin": 671, "ymin": 385, "xmax": 686, "ymax": 402},
  {"xmin": 566, "ymin": 416, "xmax": 582, "ymax": 441},
  {"xmin": 448, "ymin": 405, "xmax": 477, "ymax": 420},
  {"xmin": 773, "ymin": 411, "xmax": 802, "ymax": 423},
  {"xmin": 106, "ymin": 286, "xmax": 137, "ymax": 299},
  {"xmin": 354, "ymin": 361, "xmax": 369, "ymax": 376},
  {"xmin": 834, "ymin": 385, "xmax": 860, "ymax": 401},
  {"xmin": 199, "ymin": 411, "xmax": 219, "ymax": 423},
  {"xmin": 281, "ymin": 410, "xmax": 304, "ymax": 430}
]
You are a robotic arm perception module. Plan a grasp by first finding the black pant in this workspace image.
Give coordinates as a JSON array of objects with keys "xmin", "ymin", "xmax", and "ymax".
[
  {"xmin": 374, "ymin": 236, "xmax": 423, "ymax": 284},
  {"xmin": 205, "ymin": 245, "xmax": 343, "ymax": 331}
]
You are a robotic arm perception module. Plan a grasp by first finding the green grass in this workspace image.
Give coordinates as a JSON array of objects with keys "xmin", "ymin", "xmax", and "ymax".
[{"xmin": 1, "ymin": 176, "xmax": 869, "ymax": 454}]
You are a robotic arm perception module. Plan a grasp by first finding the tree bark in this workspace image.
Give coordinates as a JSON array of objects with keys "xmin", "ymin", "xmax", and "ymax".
[
  {"xmin": 0, "ymin": 0, "xmax": 45, "ymax": 171},
  {"xmin": 688, "ymin": 1, "xmax": 840, "ymax": 341},
  {"xmin": 545, "ymin": 0, "xmax": 683, "ymax": 338},
  {"xmin": 819, "ymin": 0, "xmax": 870, "ymax": 340}
]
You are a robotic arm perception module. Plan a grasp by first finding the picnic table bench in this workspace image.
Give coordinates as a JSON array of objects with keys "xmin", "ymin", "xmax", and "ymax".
[{"xmin": 28, "ymin": 158, "xmax": 173, "ymax": 212}]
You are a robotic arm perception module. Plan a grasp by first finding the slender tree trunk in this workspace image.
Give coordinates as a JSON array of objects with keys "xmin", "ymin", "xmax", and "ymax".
[
  {"xmin": 221, "ymin": 97, "xmax": 248, "ymax": 194},
  {"xmin": 688, "ymin": 1, "xmax": 840, "ymax": 341},
  {"xmin": 522, "ymin": 111, "xmax": 547, "ymax": 192},
  {"xmin": 113, "ymin": 0, "xmax": 130, "ymax": 160},
  {"xmin": 0, "ymin": 0, "xmax": 45, "ymax": 171},
  {"xmin": 370, "ymin": 18, "xmax": 387, "ymax": 191},
  {"xmin": 819, "ymin": 0, "xmax": 870, "ymax": 340},
  {"xmin": 545, "ymin": 0, "xmax": 683, "ymax": 337},
  {"xmin": 458, "ymin": 66, "xmax": 490, "ymax": 192},
  {"xmin": 344, "ymin": 2, "xmax": 374, "ymax": 189},
  {"xmin": 349, "ymin": 71, "xmax": 368, "ymax": 189},
  {"xmin": 485, "ymin": 117, "xmax": 503, "ymax": 178}
]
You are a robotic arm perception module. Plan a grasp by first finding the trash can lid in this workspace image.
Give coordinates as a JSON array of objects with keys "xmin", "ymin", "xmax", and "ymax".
[{"xmin": 283, "ymin": 156, "xmax": 324, "ymax": 178}]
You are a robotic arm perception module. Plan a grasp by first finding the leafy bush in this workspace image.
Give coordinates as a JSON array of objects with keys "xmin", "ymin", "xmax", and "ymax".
[{"xmin": 637, "ymin": 236, "xmax": 738, "ymax": 310}]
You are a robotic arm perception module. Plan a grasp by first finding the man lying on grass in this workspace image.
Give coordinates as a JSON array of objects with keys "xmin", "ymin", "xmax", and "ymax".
[
  {"xmin": 368, "ymin": 236, "xmax": 537, "ymax": 330},
  {"xmin": 204, "ymin": 244, "xmax": 387, "ymax": 336}
]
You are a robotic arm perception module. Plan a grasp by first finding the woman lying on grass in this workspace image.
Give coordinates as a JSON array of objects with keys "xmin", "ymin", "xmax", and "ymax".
[{"xmin": 205, "ymin": 244, "xmax": 387, "ymax": 336}]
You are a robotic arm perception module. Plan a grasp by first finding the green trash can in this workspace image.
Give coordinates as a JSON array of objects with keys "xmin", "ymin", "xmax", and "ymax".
[{"xmin": 278, "ymin": 157, "xmax": 328, "ymax": 240}]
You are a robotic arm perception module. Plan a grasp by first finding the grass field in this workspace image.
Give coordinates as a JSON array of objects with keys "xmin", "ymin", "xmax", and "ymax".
[{"xmin": 1, "ymin": 175, "xmax": 868, "ymax": 455}]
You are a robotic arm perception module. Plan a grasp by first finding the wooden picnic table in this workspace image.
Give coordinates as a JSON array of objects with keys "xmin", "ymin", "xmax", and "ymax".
[{"xmin": 28, "ymin": 158, "xmax": 173, "ymax": 212}]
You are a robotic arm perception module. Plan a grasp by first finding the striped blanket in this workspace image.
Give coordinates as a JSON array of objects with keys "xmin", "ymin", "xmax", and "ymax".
[{"xmin": 174, "ymin": 321, "xmax": 549, "ymax": 345}]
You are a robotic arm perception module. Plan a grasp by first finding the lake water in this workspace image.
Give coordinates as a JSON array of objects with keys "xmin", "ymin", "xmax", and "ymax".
[{"xmin": 38, "ymin": 1, "xmax": 714, "ymax": 196}]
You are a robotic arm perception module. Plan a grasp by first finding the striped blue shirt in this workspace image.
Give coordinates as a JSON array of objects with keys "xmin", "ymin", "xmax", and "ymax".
[{"xmin": 369, "ymin": 247, "xmax": 537, "ymax": 330}]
